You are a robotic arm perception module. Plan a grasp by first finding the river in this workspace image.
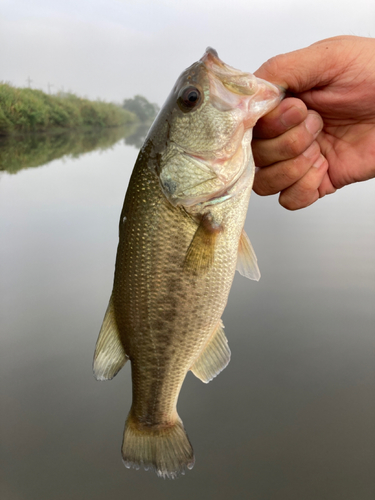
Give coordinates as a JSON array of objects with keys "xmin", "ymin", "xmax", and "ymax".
[{"xmin": 1, "ymin": 129, "xmax": 374, "ymax": 500}]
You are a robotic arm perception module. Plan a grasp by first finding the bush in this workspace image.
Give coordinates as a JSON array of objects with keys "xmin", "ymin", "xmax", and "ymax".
[{"xmin": 0, "ymin": 83, "xmax": 137, "ymax": 135}]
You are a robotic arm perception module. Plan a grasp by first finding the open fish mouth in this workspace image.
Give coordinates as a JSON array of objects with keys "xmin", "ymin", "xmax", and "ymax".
[
  {"xmin": 201, "ymin": 47, "xmax": 258, "ymax": 96},
  {"xmin": 200, "ymin": 47, "xmax": 283, "ymax": 127}
]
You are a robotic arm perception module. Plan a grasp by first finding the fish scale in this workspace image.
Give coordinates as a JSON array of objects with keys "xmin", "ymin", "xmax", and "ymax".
[{"xmin": 93, "ymin": 47, "xmax": 282, "ymax": 478}]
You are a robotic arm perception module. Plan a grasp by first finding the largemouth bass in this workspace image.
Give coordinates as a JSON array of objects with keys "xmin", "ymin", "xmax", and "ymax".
[{"xmin": 93, "ymin": 48, "xmax": 282, "ymax": 478}]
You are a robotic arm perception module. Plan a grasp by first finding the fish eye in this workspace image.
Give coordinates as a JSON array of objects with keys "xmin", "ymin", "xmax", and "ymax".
[{"xmin": 177, "ymin": 86, "xmax": 201, "ymax": 112}]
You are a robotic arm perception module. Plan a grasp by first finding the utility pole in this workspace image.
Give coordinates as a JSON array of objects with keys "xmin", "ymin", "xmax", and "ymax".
[
  {"xmin": 26, "ymin": 76, "xmax": 33, "ymax": 88},
  {"xmin": 47, "ymin": 82, "xmax": 54, "ymax": 94}
]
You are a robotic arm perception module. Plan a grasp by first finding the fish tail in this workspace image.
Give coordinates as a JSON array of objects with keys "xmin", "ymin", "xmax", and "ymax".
[{"xmin": 121, "ymin": 411, "xmax": 195, "ymax": 479}]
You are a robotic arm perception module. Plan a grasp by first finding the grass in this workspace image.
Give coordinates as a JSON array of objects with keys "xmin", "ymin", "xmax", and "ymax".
[{"xmin": 0, "ymin": 83, "xmax": 137, "ymax": 136}]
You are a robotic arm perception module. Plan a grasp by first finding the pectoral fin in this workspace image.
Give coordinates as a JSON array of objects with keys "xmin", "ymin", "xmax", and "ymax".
[
  {"xmin": 236, "ymin": 229, "xmax": 260, "ymax": 281},
  {"xmin": 93, "ymin": 296, "xmax": 128, "ymax": 381},
  {"xmin": 190, "ymin": 321, "xmax": 230, "ymax": 383},
  {"xmin": 184, "ymin": 213, "xmax": 222, "ymax": 274}
]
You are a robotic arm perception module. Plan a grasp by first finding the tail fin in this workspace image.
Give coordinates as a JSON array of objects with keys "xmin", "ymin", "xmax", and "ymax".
[{"xmin": 122, "ymin": 412, "xmax": 195, "ymax": 479}]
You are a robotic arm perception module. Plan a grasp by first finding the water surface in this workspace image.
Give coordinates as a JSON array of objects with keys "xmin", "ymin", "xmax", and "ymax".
[{"xmin": 1, "ymin": 134, "xmax": 374, "ymax": 500}]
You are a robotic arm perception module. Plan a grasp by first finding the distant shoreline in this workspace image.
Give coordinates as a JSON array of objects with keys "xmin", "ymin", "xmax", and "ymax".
[
  {"xmin": 0, "ymin": 123, "xmax": 139, "ymax": 174},
  {"xmin": 0, "ymin": 123, "xmax": 133, "ymax": 138},
  {"xmin": 0, "ymin": 83, "xmax": 137, "ymax": 136}
]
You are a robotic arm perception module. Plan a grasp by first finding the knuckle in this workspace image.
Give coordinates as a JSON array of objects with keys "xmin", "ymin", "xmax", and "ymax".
[
  {"xmin": 281, "ymin": 127, "xmax": 310, "ymax": 158},
  {"xmin": 282, "ymin": 156, "xmax": 307, "ymax": 183}
]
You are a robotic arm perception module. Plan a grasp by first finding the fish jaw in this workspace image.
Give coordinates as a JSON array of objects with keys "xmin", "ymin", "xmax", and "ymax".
[
  {"xmin": 201, "ymin": 47, "xmax": 283, "ymax": 129},
  {"xmin": 201, "ymin": 47, "xmax": 259, "ymax": 97}
]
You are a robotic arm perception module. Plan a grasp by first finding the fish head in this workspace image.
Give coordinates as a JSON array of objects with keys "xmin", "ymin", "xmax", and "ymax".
[{"xmin": 152, "ymin": 48, "xmax": 283, "ymax": 209}]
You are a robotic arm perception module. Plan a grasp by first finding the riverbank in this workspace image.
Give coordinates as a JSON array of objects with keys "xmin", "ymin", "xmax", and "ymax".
[{"xmin": 0, "ymin": 83, "xmax": 137, "ymax": 136}]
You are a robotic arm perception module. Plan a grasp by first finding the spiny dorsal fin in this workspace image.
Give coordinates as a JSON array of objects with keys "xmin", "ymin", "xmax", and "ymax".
[
  {"xmin": 190, "ymin": 321, "xmax": 230, "ymax": 383},
  {"xmin": 93, "ymin": 296, "xmax": 128, "ymax": 381},
  {"xmin": 184, "ymin": 213, "xmax": 222, "ymax": 274},
  {"xmin": 236, "ymin": 229, "xmax": 260, "ymax": 281}
]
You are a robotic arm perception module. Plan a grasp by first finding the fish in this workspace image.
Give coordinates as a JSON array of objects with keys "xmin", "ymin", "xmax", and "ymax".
[{"xmin": 93, "ymin": 48, "xmax": 282, "ymax": 479}]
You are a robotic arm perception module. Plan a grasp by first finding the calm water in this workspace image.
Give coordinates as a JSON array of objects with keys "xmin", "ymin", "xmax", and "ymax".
[{"xmin": 1, "ymin": 132, "xmax": 374, "ymax": 500}]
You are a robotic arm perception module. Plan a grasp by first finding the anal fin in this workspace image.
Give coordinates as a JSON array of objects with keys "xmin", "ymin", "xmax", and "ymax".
[
  {"xmin": 236, "ymin": 229, "xmax": 260, "ymax": 281},
  {"xmin": 190, "ymin": 321, "xmax": 230, "ymax": 383},
  {"xmin": 93, "ymin": 296, "xmax": 128, "ymax": 381},
  {"xmin": 184, "ymin": 213, "xmax": 222, "ymax": 274}
]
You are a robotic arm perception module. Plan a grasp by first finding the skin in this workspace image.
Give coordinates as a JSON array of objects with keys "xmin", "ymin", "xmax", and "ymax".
[{"xmin": 251, "ymin": 35, "xmax": 375, "ymax": 210}]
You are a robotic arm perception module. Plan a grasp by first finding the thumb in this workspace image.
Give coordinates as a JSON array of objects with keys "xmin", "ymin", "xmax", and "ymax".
[{"xmin": 254, "ymin": 36, "xmax": 349, "ymax": 93}]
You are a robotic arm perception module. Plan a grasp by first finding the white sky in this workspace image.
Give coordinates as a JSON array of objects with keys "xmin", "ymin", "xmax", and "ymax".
[{"xmin": 1, "ymin": 0, "xmax": 375, "ymax": 105}]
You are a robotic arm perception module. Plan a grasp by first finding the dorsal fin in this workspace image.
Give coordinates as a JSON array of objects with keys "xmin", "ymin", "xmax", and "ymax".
[
  {"xmin": 236, "ymin": 229, "xmax": 260, "ymax": 281},
  {"xmin": 93, "ymin": 296, "xmax": 128, "ymax": 381}
]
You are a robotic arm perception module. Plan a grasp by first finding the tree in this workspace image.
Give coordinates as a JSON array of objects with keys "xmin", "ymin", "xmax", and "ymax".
[{"xmin": 122, "ymin": 95, "xmax": 159, "ymax": 123}]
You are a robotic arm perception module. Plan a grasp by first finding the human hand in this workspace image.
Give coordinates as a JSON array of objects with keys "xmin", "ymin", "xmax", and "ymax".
[{"xmin": 252, "ymin": 36, "xmax": 375, "ymax": 210}]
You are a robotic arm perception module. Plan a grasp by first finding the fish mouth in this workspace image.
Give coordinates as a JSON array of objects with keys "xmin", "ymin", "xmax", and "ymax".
[
  {"xmin": 200, "ymin": 47, "xmax": 283, "ymax": 128},
  {"xmin": 200, "ymin": 47, "xmax": 258, "ymax": 97}
]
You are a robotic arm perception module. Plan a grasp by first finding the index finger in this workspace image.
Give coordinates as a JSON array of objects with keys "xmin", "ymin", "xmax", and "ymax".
[{"xmin": 253, "ymin": 97, "xmax": 308, "ymax": 140}]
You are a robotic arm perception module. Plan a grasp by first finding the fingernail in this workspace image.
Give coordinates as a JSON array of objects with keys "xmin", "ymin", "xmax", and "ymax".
[
  {"xmin": 305, "ymin": 113, "xmax": 322, "ymax": 137},
  {"xmin": 302, "ymin": 142, "xmax": 319, "ymax": 159},
  {"xmin": 312, "ymin": 154, "xmax": 325, "ymax": 168}
]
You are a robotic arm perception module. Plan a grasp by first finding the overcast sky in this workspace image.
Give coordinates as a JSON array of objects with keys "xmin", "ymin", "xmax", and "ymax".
[{"xmin": 1, "ymin": 0, "xmax": 375, "ymax": 105}]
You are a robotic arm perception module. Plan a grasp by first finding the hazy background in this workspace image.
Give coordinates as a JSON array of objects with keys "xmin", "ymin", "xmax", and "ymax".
[
  {"xmin": 1, "ymin": 1, "xmax": 375, "ymax": 499},
  {"xmin": 2, "ymin": 0, "xmax": 375, "ymax": 105}
]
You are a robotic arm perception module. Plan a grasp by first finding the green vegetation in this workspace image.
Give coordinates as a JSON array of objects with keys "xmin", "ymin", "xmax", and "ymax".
[
  {"xmin": 0, "ymin": 88, "xmax": 159, "ymax": 173},
  {"xmin": 123, "ymin": 94, "xmax": 159, "ymax": 123},
  {"xmin": 0, "ymin": 123, "xmax": 138, "ymax": 174},
  {"xmin": 0, "ymin": 83, "xmax": 137, "ymax": 136}
]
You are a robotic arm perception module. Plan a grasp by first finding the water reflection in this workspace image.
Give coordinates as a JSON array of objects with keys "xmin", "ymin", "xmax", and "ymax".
[
  {"xmin": 0, "ymin": 133, "xmax": 374, "ymax": 500},
  {"xmin": 0, "ymin": 121, "xmax": 151, "ymax": 174},
  {"xmin": 124, "ymin": 122, "xmax": 152, "ymax": 149}
]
